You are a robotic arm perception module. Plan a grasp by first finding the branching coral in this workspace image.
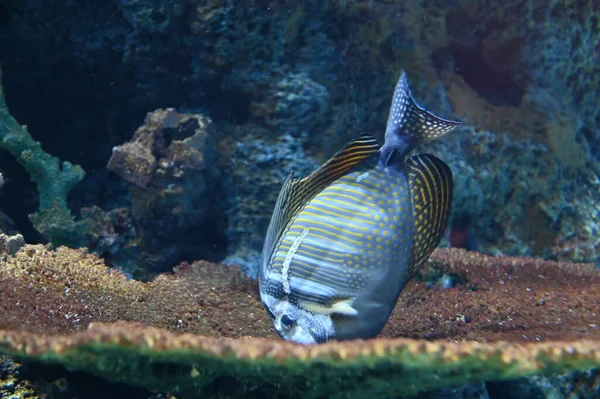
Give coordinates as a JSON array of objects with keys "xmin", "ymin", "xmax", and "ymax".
[{"xmin": 0, "ymin": 65, "xmax": 86, "ymax": 246}]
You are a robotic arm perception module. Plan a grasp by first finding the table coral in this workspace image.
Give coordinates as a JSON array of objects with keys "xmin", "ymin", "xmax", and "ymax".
[
  {"xmin": 0, "ymin": 245, "xmax": 268, "ymax": 337},
  {"xmin": 0, "ymin": 245, "xmax": 599, "ymax": 398}
]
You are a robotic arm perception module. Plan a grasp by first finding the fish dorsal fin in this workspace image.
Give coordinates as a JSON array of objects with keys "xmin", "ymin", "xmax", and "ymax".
[
  {"xmin": 261, "ymin": 170, "xmax": 298, "ymax": 277},
  {"xmin": 293, "ymin": 133, "xmax": 380, "ymax": 205},
  {"xmin": 405, "ymin": 154, "xmax": 453, "ymax": 278},
  {"xmin": 384, "ymin": 72, "xmax": 461, "ymax": 157},
  {"xmin": 260, "ymin": 133, "xmax": 380, "ymax": 270}
]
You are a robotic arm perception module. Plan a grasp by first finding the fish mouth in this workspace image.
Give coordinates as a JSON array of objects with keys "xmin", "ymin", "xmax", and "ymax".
[
  {"xmin": 286, "ymin": 327, "xmax": 319, "ymax": 345},
  {"xmin": 275, "ymin": 318, "xmax": 326, "ymax": 345}
]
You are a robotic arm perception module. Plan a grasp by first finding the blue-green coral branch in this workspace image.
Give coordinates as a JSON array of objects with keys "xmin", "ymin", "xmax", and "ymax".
[{"xmin": 0, "ymin": 65, "xmax": 87, "ymax": 245}]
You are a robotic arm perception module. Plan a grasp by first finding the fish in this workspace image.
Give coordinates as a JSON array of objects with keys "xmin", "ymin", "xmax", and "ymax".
[{"xmin": 259, "ymin": 71, "xmax": 462, "ymax": 344}]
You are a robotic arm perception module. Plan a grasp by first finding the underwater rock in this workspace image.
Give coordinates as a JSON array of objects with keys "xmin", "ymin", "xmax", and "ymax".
[
  {"xmin": 0, "ymin": 245, "xmax": 599, "ymax": 398},
  {"xmin": 108, "ymin": 108, "xmax": 226, "ymax": 277},
  {"xmin": 0, "ymin": 354, "xmax": 167, "ymax": 398},
  {"xmin": 0, "ymin": 231, "xmax": 25, "ymax": 256},
  {"xmin": 222, "ymin": 126, "xmax": 319, "ymax": 277},
  {"xmin": 423, "ymin": 126, "xmax": 600, "ymax": 265},
  {"xmin": 0, "ymin": 356, "xmax": 38, "ymax": 398},
  {"xmin": 118, "ymin": 0, "xmax": 185, "ymax": 36},
  {"xmin": 395, "ymin": 0, "xmax": 599, "ymax": 151},
  {"xmin": 252, "ymin": 72, "xmax": 330, "ymax": 139},
  {"xmin": 487, "ymin": 368, "xmax": 600, "ymax": 398},
  {"xmin": 331, "ymin": 1, "xmax": 600, "ymax": 266},
  {"xmin": 308, "ymin": 0, "xmax": 600, "ymax": 266},
  {"xmin": 79, "ymin": 205, "xmax": 136, "ymax": 259}
]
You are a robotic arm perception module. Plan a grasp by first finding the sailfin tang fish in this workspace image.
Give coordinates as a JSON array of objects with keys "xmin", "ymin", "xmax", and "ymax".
[{"xmin": 259, "ymin": 71, "xmax": 462, "ymax": 344}]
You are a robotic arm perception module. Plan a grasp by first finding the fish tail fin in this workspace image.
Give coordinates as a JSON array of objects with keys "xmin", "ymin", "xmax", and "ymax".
[{"xmin": 381, "ymin": 71, "xmax": 462, "ymax": 166}]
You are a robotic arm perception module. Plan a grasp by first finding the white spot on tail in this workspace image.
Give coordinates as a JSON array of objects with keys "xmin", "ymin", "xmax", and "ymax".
[{"xmin": 282, "ymin": 228, "xmax": 310, "ymax": 294}]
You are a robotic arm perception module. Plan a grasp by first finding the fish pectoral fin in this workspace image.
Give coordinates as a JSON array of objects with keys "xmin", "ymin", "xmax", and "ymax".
[
  {"xmin": 299, "ymin": 298, "xmax": 359, "ymax": 316},
  {"xmin": 330, "ymin": 299, "xmax": 359, "ymax": 316}
]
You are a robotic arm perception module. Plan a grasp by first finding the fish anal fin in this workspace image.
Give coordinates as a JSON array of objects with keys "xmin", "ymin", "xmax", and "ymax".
[
  {"xmin": 299, "ymin": 298, "xmax": 358, "ymax": 316},
  {"xmin": 405, "ymin": 154, "xmax": 453, "ymax": 278}
]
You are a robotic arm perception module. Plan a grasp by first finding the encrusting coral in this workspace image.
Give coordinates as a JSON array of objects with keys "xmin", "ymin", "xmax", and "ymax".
[{"xmin": 0, "ymin": 245, "xmax": 599, "ymax": 398}]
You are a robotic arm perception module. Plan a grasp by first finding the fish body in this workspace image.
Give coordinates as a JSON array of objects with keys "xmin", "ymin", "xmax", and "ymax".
[{"xmin": 259, "ymin": 72, "xmax": 461, "ymax": 344}]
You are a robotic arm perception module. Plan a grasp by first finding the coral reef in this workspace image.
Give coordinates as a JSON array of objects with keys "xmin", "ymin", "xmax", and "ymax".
[
  {"xmin": 424, "ymin": 127, "xmax": 600, "ymax": 264},
  {"xmin": 4, "ymin": 321, "xmax": 600, "ymax": 399},
  {"xmin": 0, "ymin": 64, "xmax": 141, "ymax": 273},
  {"xmin": 0, "ymin": 245, "xmax": 599, "ymax": 398},
  {"xmin": 108, "ymin": 108, "xmax": 227, "ymax": 276},
  {"xmin": 1, "ymin": 2, "xmax": 599, "ymax": 396},
  {"xmin": 1, "ymin": 0, "xmax": 599, "ymax": 270},
  {"xmin": 0, "ymin": 2, "xmax": 597, "ymax": 397}
]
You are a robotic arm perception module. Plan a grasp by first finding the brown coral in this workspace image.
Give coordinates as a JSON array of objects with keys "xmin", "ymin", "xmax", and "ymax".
[
  {"xmin": 0, "ymin": 245, "xmax": 271, "ymax": 337},
  {"xmin": 388, "ymin": 249, "xmax": 600, "ymax": 343},
  {"xmin": 0, "ymin": 246, "xmax": 599, "ymax": 398}
]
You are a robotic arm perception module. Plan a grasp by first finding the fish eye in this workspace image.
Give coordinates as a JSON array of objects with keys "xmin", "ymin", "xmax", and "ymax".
[{"xmin": 280, "ymin": 314, "xmax": 296, "ymax": 329}]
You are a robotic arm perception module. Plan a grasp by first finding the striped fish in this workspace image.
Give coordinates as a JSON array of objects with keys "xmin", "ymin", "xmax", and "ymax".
[{"xmin": 259, "ymin": 71, "xmax": 462, "ymax": 344}]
